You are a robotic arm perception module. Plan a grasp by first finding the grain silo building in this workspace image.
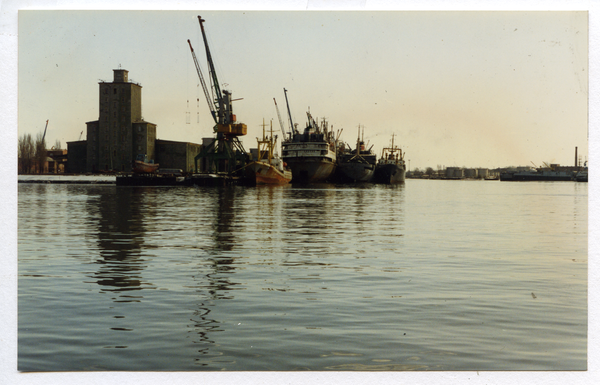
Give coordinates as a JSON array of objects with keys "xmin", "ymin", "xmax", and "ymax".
[{"xmin": 68, "ymin": 69, "xmax": 201, "ymax": 173}]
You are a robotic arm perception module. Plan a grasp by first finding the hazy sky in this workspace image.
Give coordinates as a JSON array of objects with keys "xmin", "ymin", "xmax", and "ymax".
[{"xmin": 17, "ymin": 10, "xmax": 588, "ymax": 170}]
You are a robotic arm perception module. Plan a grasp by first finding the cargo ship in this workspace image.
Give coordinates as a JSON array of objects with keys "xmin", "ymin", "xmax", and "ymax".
[
  {"xmin": 281, "ymin": 111, "xmax": 337, "ymax": 183},
  {"xmin": 247, "ymin": 121, "xmax": 292, "ymax": 185},
  {"xmin": 500, "ymin": 163, "xmax": 576, "ymax": 181},
  {"xmin": 372, "ymin": 134, "xmax": 406, "ymax": 184},
  {"xmin": 334, "ymin": 126, "xmax": 376, "ymax": 183}
]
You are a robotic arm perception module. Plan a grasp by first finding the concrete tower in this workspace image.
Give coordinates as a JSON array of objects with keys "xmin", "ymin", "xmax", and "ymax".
[{"xmin": 86, "ymin": 69, "xmax": 156, "ymax": 172}]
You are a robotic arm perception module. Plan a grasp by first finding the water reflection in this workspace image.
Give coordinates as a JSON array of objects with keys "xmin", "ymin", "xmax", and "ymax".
[
  {"xmin": 87, "ymin": 187, "xmax": 150, "ymax": 295},
  {"xmin": 204, "ymin": 186, "xmax": 246, "ymax": 253},
  {"xmin": 283, "ymin": 185, "xmax": 336, "ymax": 237},
  {"xmin": 188, "ymin": 186, "xmax": 247, "ymax": 363}
]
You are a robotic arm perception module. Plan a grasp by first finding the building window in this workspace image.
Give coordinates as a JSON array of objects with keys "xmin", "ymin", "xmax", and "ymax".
[{"xmin": 114, "ymin": 88, "xmax": 117, "ymax": 94}]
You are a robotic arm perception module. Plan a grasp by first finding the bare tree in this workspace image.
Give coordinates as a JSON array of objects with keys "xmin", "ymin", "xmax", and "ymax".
[
  {"xmin": 18, "ymin": 133, "xmax": 35, "ymax": 174},
  {"xmin": 18, "ymin": 135, "xmax": 26, "ymax": 174},
  {"xmin": 53, "ymin": 139, "xmax": 61, "ymax": 150}
]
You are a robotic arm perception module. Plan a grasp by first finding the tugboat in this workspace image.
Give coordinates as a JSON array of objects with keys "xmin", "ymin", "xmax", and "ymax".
[
  {"xmin": 334, "ymin": 126, "xmax": 376, "ymax": 183},
  {"xmin": 247, "ymin": 120, "xmax": 292, "ymax": 185},
  {"xmin": 373, "ymin": 134, "xmax": 406, "ymax": 184},
  {"xmin": 133, "ymin": 154, "xmax": 159, "ymax": 173}
]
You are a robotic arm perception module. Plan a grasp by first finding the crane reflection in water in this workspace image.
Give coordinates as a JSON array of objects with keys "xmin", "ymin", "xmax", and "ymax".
[
  {"xmin": 86, "ymin": 185, "xmax": 248, "ymax": 363},
  {"xmin": 188, "ymin": 186, "xmax": 246, "ymax": 364}
]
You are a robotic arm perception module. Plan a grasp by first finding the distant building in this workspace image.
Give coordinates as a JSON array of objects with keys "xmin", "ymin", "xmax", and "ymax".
[
  {"xmin": 445, "ymin": 167, "xmax": 463, "ymax": 179},
  {"xmin": 66, "ymin": 141, "xmax": 87, "ymax": 173},
  {"xmin": 464, "ymin": 168, "xmax": 477, "ymax": 178},
  {"xmin": 47, "ymin": 149, "xmax": 68, "ymax": 173},
  {"xmin": 155, "ymin": 140, "xmax": 202, "ymax": 172},
  {"xmin": 67, "ymin": 69, "xmax": 201, "ymax": 173}
]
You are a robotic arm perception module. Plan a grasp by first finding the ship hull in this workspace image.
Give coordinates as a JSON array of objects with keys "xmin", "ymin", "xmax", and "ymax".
[
  {"xmin": 500, "ymin": 172, "xmax": 574, "ymax": 181},
  {"xmin": 285, "ymin": 158, "xmax": 336, "ymax": 183},
  {"xmin": 575, "ymin": 170, "xmax": 588, "ymax": 182},
  {"xmin": 336, "ymin": 162, "xmax": 375, "ymax": 183},
  {"xmin": 373, "ymin": 163, "xmax": 405, "ymax": 184},
  {"xmin": 247, "ymin": 161, "xmax": 292, "ymax": 185},
  {"xmin": 133, "ymin": 160, "xmax": 159, "ymax": 173}
]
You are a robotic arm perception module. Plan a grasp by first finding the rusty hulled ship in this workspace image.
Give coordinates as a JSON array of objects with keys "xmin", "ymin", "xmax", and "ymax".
[{"xmin": 247, "ymin": 120, "xmax": 292, "ymax": 185}]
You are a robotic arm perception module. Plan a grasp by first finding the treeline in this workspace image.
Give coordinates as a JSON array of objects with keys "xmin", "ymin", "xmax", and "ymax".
[{"xmin": 18, "ymin": 133, "xmax": 61, "ymax": 174}]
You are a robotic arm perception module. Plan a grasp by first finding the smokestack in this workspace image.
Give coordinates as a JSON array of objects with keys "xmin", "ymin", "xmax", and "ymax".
[{"xmin": 575, "ymin": 147, "xmax": 578, "ymax": 167}]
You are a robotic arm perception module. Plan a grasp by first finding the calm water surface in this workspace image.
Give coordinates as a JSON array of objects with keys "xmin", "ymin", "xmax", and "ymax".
[{"xmin": 18, "ymin": 180, "xmax": 587, "ymax": 371}]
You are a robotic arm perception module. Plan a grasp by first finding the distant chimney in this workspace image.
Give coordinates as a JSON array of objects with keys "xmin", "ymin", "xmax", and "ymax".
[
  {"xmin": 113, "ymin": 69, "xmax": 129, "ymax": 83},
  {"xmin": 575, "ymin": 146, "xmax": 578, "ymax": 167}
]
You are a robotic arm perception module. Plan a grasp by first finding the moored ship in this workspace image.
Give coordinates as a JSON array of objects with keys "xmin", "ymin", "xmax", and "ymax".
[
  {"xmin": 334, "ymin": 126, "xmax": 376, "ymax": 183},
  {"xmin": 575, "ymin": 161, "xmax": 588, "ymax": 182},
  {"xmin": 247, "ymin": 121, "xmax": 292, "ymax": 185},
  {"xmin": 133, "ymin": 154, "xmax": 159, "ymax": 173},
  {"xmin": 282, "ymin": 111, "xmax": 337, "ymax": 183},
  {"xmin": 500, "ymin": 165, "xmax": 575, "ymax": 181},
  {"xmin": 372, "ymin": 134, "xmax": 406, "ymax": 184}
]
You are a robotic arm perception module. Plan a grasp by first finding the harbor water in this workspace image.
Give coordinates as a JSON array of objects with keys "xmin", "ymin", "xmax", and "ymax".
[{"xmin": 18, "ymin": 179, "xmax": 587, "ymax": 371}]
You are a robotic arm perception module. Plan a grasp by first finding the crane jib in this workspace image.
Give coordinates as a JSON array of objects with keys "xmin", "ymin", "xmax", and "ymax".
[
  {"xmin": 198, "ymin": 16, "xmax": 224, "ymax": 122},
  {"xmin": 187, "ymin": 39, "xmax": 216, "ymax": 124}
]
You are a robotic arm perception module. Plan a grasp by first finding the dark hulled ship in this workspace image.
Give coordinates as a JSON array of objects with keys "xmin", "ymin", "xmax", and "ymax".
[
  {"xmin": 373, "ymin": 134, "xmax": 406, "ymax": 184},
  {"xmin": 334, "ymin": 127, "xmax": 376, "ymax": 183},
  {"xmin": 281, "ymin": 111, "xmax": 337, "ymax": 183}
]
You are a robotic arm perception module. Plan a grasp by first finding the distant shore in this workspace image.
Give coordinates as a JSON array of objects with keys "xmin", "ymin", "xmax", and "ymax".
[{"xmin": 18, "ymin": 174, "xmax": 116, "ymax": 184}]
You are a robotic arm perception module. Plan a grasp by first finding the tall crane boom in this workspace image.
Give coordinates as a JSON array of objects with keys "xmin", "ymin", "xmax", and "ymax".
[
  {"xmin": 273, "ymin": 98, "xmax": 287, "ymax": 139},
  {"xmin": 41, "ymin": 120, "xmax": 49, "ymax": 143},
  {"xmin": 190, "ymin": 15, "xmax": 249, "ymax": 176},
  {"xmin": 198, "ymin": 16, "xmax": 226, "ymax": 125},
  {"xmin": 188, "ymin": 39, "xmax": 216, "ymax": 123},
  {"xmin": 283, "ymin": 88, "xmax": 295, "ymax": 135},
  {"xmin": 189, "ymin": 15, "xmax": 246, "ymax": 137}
]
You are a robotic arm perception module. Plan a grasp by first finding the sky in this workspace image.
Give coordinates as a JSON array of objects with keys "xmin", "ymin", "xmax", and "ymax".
[{"xmin": 16, "ymin": 8, "xmax": 589, "ymax": 171}]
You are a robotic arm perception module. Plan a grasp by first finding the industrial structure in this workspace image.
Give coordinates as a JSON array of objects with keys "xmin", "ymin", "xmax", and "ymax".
[
  {"xmin": 187, "ymin": 15, "xmax": 249, "ymax": 178},
  {"xmin": 67, "ymin": 69, "xmax": 201, "ymax": 173}
]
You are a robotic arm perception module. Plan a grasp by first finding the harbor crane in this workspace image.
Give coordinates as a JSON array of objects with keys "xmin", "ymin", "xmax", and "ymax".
[
  {"xmin": 188, "ymin": 15, "xmax": 249, "ymax": 175},
  {"xmin": 41, "ymin": 120, "xmax": 49, "ymax": 143},
  {"xmin": 187, "ymin": 39, "xmax": 214, "ymax": 123},
  {"xmin": 283, "ymin": 88, "xmax": 296, "ymax": 135},
  {"xmin": 273, "ymin": 98, "xmax": 288, "ymax": 140}
]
